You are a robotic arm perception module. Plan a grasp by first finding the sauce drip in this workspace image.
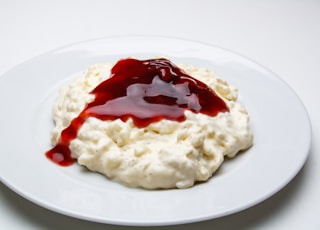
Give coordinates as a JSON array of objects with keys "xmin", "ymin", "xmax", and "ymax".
[{"xmin": 46, "ymin": 58, "xmax": 229, "ymax": 166}]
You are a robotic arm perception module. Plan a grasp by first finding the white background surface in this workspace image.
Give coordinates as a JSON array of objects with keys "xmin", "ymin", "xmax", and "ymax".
[{"xmin": 0, "ymin": 0, "xmax": 319, "ymax": 229}]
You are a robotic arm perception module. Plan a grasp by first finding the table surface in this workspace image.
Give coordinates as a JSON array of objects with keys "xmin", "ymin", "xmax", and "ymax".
[{"xmin": 1, "ymin": 0, "xmax": 319, "ymax": 229}]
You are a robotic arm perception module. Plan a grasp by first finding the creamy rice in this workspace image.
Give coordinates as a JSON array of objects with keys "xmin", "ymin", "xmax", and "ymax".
[{"xmin": 50, "ymin": 60, "xmax": 253, "ymax": 189}]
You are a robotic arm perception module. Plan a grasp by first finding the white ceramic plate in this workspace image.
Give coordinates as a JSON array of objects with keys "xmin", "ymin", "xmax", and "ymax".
[{"xmin": 0, "ymin": 36, "xmax": 311, "ymax": 226}]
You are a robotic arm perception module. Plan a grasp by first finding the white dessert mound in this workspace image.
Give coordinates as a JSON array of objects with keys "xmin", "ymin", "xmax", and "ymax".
[{"xmin": 50, "ymin": 62, "xmax": 253, "ymax": 189}]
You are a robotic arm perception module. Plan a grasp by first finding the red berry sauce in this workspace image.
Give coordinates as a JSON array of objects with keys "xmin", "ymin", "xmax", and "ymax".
[{"xmin": 45, "ymin": 58, "xmax": 229, "ymax": 166}]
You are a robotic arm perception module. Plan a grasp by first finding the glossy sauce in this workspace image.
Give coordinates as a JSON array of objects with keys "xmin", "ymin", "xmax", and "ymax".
[{"xmin": 46, "ymin": 58, "xmax": 229, "ymax": 166}]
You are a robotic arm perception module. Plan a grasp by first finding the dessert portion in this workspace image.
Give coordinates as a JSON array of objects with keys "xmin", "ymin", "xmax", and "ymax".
[{"xmin": 46, "ymin": 58, "xmax": 253, "ymax": 189}]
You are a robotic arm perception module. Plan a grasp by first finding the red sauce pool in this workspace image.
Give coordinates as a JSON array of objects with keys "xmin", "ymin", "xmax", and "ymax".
[{"xmin": 46, "ymin": 58, "xmax": 229, "ymax": 166}]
